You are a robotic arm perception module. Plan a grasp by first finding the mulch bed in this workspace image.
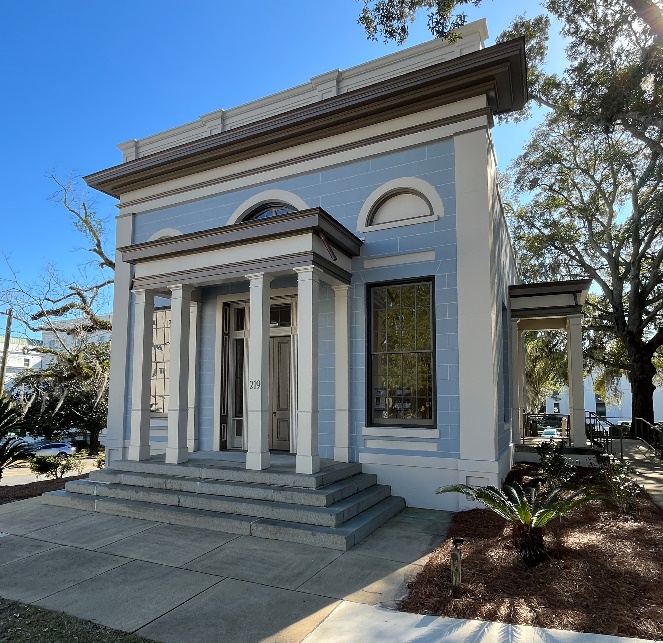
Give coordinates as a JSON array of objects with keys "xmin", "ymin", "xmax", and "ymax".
[
  {"xmin": 401, "ymin": 471, "xmax": 663, "ymax": 640},
  {"xmin": 0, "ymin": 475, "xmax": 87, "ymax": 505}
]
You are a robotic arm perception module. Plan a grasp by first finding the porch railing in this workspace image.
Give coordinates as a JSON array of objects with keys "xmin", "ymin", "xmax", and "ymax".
[
  {"xmin": 522, "ymin": 413, "xmax": 571, "ymax": 445},
  {"xmin": 631, "ymin": 417, "xmax": 663, "ymax": 461},
  {"xmin": 585, "ymin": 411, "xmax": 620, "ymax": 459}
]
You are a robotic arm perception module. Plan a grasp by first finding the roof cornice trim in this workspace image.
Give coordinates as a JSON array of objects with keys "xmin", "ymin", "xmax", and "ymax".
[{"xmin": 86, "ymin": 38, "xmax": 526, "ymax": 198}]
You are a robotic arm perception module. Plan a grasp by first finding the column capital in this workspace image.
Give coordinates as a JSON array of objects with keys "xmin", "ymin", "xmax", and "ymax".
[
  {"xmin": 168, "ymin": 284, "xmax": 195, "ymax": 296},
  {"xmin": 294, "ymin": 265, "xmax": 322, "ymax": 280},
  {"xmin": 331, "ymin": 283, "xmax": 351, "ymax": 294},
  {"xmin": 245, "ymin": 272, "xmax": 272, "ymax": 285},
  {"xmin": 567, "ymin": 314, "xmax": 583, "ymax": 325}
]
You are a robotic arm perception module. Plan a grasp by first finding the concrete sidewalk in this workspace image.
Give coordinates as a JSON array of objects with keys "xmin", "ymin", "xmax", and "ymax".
[
  {"xmin": 0, "ymin": 498, "xmax": 656, "ymax": 643},
  {"xmin": 614, "ymin": 438, "xmax": 663, "ymax": 510}
]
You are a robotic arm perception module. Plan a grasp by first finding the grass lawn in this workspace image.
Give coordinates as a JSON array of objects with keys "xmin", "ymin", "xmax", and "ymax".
[
  {"xmin": 0, "ymin": 597, "xmax": 149, "ymax": 643},
  {"xmin": 401, "ymin": 465, "xmax": 663, "ymax": 640}
]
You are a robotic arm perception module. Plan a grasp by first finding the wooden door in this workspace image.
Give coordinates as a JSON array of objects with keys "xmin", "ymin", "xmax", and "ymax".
[{"xmin": 269, "ymin": 336, "xmax": 291, "ymax": 451}]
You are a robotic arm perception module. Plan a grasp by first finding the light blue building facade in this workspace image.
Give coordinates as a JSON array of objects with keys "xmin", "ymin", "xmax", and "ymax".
[{"xmin": 88, "ymin": 21, "xmax": 527, "ymax": 509}]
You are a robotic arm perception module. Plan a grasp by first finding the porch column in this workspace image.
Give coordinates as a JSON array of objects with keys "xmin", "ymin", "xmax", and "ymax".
[
  {"xmin": 332, "ymin": 284, "xmax": 350, "ymax": 463},
  {"xmin": 246, "ymin": 273, "xmax": 271, "ymax": 470},
  {"xmin": 128, "ymin": 288, "xmax": 154, "ymax": 461},
  {"xmin": 295, "ymin": 266, "xmax": 321, "ymax": 474},
  {"xmin": 187, "ymin": 298, "xmax": 200, "ymax": 452},
  {"xmin": 510, "ymin": 319, "xmax": 522, "ymax": 443},
  {"xmin": 567, "ymin": 314, "xmax": 586, "ymax": 446},
  {"xmin": 166, "ymin": 284, "xmax": 193, "ymax": 464}
]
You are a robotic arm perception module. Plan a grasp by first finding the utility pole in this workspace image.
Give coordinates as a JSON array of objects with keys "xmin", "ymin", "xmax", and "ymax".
[{"xmin": 0, "ymin": 308, "xmax": 13, "ymax": 391}]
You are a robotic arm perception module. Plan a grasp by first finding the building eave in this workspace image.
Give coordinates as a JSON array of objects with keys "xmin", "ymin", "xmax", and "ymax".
[{"xmin": 86, "ymin": 38, "xmax": 527, "ymax": 198}]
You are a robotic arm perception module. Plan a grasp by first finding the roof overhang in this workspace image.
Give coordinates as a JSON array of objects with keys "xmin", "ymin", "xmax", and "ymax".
[
  {"xmin": 120, "ymin": 208, "xmax": 362, "ymax": 290},
  {"xmin": 86, "ymin": 38, "xmax": 527, "ymax": 198},
  {"xmin": 509, "ymin": 279, "xmax": 593, "ymax": 329}
]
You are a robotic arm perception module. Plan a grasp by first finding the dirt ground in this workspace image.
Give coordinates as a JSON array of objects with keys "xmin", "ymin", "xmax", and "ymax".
[
  {"xmin": 0, "ymin": 475, "xmax": 87, "ymax": 504},
  {"xmin": 401, "ymin": 481, "xmax": 663, "ymax": 640}
]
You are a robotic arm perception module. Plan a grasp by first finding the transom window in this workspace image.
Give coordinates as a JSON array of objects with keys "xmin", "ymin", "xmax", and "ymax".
[
  {"xmin": 245, "ymin": 202, "xmax": 296, "ymax": 221},
  {"xmin": 369, "ymin": 279, "xmax": 435, "ymax": 426}
]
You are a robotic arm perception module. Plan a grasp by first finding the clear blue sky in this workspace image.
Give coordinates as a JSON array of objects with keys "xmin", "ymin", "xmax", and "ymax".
[{"xmin": 0, "ymin": 0, "xmax": 564, "ymax": 305}]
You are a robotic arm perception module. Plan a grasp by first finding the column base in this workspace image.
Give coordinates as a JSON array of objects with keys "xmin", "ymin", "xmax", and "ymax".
[
  {"xmin": 296, "ymin": 454, "xmax": 321, "ymax": 474},
  {"xmin": 165, "ymin": 447, "xmax": 189, "ymax": 464},
  {"xmin": 246, "ymin": 451, "xmax": 270, "ymax": 470},
  {"xmin": 334, "ymin": 447, "xmax": 350, "ymax": 463},
  {"xmin": 127, "ymin": 444, "xmax": 150, "ymax": 461}
]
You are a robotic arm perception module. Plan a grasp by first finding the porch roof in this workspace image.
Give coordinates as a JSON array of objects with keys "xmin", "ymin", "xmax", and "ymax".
[
  {"xmin": 120, "ymin": 208, "xmax": 362, "ymax": 290},
  {"xmin": 509, "ymin": 278, "xmax": 592, "ymax": 330}
]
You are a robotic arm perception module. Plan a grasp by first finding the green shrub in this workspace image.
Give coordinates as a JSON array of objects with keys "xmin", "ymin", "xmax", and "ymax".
[
  {"xmin": 438, "ymin": 481, "xmax": 596, "ymax": 567},
  {"xmin": 29, "ymin": 453, "xmax": 85, "ymax": 480},
  {"xmin": 536, "ymin": 439, "xmax": 575, "ymax": 487},
  {"xmin": 96, "ymin": 451, "xmax": 106, "ymax": 469},
  {"xmin": 599, "ymin": 460, "xmax": 642, "ymax": 513}
]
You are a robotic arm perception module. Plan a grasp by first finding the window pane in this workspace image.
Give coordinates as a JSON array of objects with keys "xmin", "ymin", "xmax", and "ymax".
[{"xmin": 369, "ymin": 280, "xmax": 434, "ymax": 426}]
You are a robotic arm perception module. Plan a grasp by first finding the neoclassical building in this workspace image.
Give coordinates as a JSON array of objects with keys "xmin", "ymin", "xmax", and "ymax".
[{"xmin": 66, "ymin": 21, "xmax": 588, "ymax": 523}]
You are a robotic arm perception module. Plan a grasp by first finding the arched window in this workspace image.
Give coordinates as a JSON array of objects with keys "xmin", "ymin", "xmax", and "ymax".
[{"xmin": 244, "ymin": 202, "xmax": 297, "ymax": 222}]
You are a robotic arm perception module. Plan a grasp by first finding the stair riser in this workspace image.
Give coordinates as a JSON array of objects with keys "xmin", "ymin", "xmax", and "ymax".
[
  {"xmin": 106, "ymin": 460, "xmax": 362, "ymax": 489},
  {"xmin": 88, "ymin": 470, "xmax": 378, "ymax": 507},
  {"xmin": 65, "ymin": 480, "xmax": 390, "ymax": 528}
]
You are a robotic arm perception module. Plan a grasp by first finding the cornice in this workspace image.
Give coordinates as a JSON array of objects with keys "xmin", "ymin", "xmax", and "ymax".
[{"xmin": 86, "ymin": 38, "xmax": 526, "ymax": 198}]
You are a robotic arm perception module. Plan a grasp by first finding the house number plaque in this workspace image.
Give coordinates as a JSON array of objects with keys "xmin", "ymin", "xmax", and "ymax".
[{"xmin": 249, "ymin": 380, "xmax": 261, "ymax": 389}]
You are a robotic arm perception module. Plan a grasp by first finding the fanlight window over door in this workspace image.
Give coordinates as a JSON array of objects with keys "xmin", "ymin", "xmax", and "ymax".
[{"xmin": 244, "ymin": 202, "xmax": 297, "ymax": 221}]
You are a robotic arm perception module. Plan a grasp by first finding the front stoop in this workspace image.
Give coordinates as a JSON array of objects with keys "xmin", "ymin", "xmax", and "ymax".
[{"xmin": 41, "ymin": 459, "xmax": 405, "ymax": 551}]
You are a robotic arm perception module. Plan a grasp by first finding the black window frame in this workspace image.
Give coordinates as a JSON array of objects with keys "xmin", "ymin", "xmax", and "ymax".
[{"xmin": 366, "ymin": 276, "xmax": 436, "ymax": 428}]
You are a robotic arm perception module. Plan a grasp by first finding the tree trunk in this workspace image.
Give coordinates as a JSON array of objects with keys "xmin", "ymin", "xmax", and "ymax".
[
  {"xmin": 89, "ymin": 429, "xmax": 100, "ymax": 456},
  {"xmin": 628, "ymin": 345, "xmax": 657, "ymax": 426}
]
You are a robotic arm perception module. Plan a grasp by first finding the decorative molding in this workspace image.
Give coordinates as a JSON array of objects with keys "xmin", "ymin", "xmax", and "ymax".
[
  {"xmin": 228, "ymin": 190, "xmax": 310, "ymax": 225},
  {"xmin": 363, "ymin": 250, "xmax": 435, "ymax": 270},
  {"xmin": 357, "ymin": 177, "xmax": 444, "ymax": 233}
]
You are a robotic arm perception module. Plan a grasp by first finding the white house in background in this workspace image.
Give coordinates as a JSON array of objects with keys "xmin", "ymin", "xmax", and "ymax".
[
  {"xmin": 546, "ymin": 375, "xmax": 663, "ymax": 423},
  {"xmin": 40, "ymin": 313, "xmax": 113, "ymax": 355},
  {"xmin": 0, "ymin": 335, "xmax": 43, "ymax": 389},
  {"xmin": 80, "ymin": 20, "xmax": 589, "ymax": 514}
]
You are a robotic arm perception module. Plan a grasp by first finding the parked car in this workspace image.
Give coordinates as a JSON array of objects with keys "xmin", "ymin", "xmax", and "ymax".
[
  {"xmin": 540, "ymin": 428, "xmax": 561, "ymax": 439},
  {"xmin": 32, "ymin": 442, "xmax": 76, "ymax": 457}
]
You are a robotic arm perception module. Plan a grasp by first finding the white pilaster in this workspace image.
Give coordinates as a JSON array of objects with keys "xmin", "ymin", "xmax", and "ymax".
[
  {"xmin": 333, "ymin": 284, "xmax": 351, "ymax": 463},
  {"xmin": 511, "ymin": 319, "xmax": 522, "ymax": 443},
  {"xmin": 187, "ymin": 299, "xmax": 200, "ymax": 452},
  {"xmin": 295, "ymin": 266, "xmax": 321, "ymax": 474},
  {"xmin": 128, "ymin": 288, "xmax": 154, "ymax": 461},
  {"xmin": 166, "ymin": 284, "xmax": 193, "ymax": 464},
  {"xmin": 246, "ymin": 273, "xmax": 271, "ymax": 470},
  {"xmin": 106, "ymin": 214, "xmax": 134, "ymax": 464},
  {"xmin": 567, "ymin": 315, "xmax": 586, "ymax": 446}
]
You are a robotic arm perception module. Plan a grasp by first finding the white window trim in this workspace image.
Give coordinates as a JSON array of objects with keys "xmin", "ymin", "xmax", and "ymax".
[
  {"xmin": 357, "ymin": 176, "xmax": 444, "ymax": 233},
  {"xmin": 227, "ymin": 190, "xmax": 310, "ymax": 225}
]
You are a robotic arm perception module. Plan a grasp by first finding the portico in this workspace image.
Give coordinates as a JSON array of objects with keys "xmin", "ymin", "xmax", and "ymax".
[{"xmin": 121, "ymin": 208, "xmax": 362, "ymax": 474}]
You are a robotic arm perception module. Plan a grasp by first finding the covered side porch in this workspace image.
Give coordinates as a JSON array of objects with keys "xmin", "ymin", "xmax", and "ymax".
[
  {"xmin": 509, "ymin": 279, "xmax": 593, "ymax": 447},
  {"xmin": 119, "ymin": 208, "xmax": 362, "ymax": 474}
]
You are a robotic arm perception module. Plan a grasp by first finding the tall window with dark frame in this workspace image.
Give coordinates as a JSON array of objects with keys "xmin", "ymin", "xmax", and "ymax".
[{"xmin": 369, "ymin": 280, "xmax": 434, "ymax": 426}]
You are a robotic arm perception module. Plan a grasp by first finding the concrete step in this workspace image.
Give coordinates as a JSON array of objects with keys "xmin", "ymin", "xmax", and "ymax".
[
  {"xmin": 41, "ymin": 491, "xmax": 406, "ymax": 551},
  {"xmin": 87, "ymin": 470, "xmax": 378, "ymax": 507},
  {"xmin": 64, "ymin": 479, "xmax": 391, "ymax": 528},
  {"xmin": 106, "ymin": 459, "xmax": 362, "ymax": 489}
]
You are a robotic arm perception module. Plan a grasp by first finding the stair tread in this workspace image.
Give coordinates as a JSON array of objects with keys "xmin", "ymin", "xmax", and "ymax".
[
  {"xmin": 42, "ymin": 491, "xmax": 405, "ymax": 550},
  {"xmin": 65, "ymin": 479, "xmax": 391, "ymax": 527}
]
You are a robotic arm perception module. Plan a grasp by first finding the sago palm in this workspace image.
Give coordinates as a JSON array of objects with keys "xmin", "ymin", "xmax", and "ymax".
[
  {"xmin": 0, "ymin": 394, "xmax": 31, "ymax": 481},
  {"xmin": 438, "ymin": 481, "xmax": 595, "ymax": 567}
]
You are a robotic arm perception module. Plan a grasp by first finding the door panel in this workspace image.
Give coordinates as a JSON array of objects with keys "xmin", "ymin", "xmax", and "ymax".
[{"xmin": 270, "ymin": 336, "xmax": 291, "ymax": 451}]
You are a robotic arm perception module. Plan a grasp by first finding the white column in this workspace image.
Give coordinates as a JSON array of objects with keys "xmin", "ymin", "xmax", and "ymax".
[
  {"xmin": 246, "ymin": 273, "xmax": 271, "ymax": 470},
  {"xmin": 295, "ymin": 266, "xmax": 321, "ymax": 474},
  {"xmin": 187, "ymin": 299, "xmax": 200, "ymax": 452},
  {"xmin": 128, "ymin": 288, "xmax": 154, "ymax": 461},
  {"xmin": 567, "ymin": 315, "xmax": 586, "ymax": 446},
  {"xmin": 106, "ymin": 214, "xmax": 134, "ymax": 463},
  {"xmin": 166, "ymin": 284, "xmax": 193, "ymax": 464},
  {"xmin": 333, "ymin": 284, "xmax": 350, "ymax": 463},
  {"xmin": 510, "ymin": 319, "xmax": 522, "ymax": 443}
]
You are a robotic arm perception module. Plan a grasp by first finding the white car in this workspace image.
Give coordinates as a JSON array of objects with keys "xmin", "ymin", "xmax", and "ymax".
[
  {"xmin": 32, "ymin": 442, "xmax": 77, "ymax": 457},
  {"xmin": 541, "ymin": 428, "xmax": 561, "ymax": 439}
]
